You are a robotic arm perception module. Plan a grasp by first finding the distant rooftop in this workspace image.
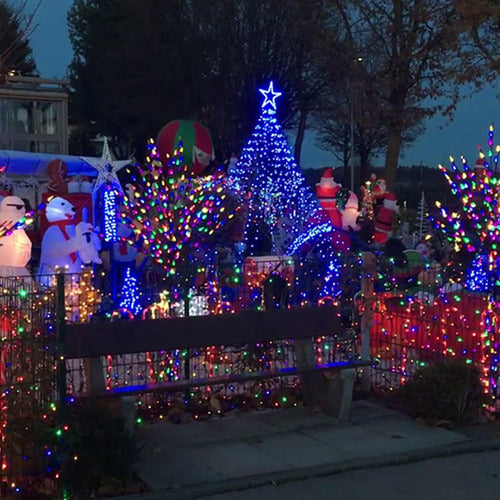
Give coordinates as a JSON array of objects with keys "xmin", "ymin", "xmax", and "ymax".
[{"xmin": 0, "ymin": 75, "xmax": 69, "ymax": 93}]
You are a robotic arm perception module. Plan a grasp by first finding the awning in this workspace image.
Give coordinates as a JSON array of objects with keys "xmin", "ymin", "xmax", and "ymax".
[{"xmin": 0, "ymin": 150, "xmax": 99, "ymax": 177}]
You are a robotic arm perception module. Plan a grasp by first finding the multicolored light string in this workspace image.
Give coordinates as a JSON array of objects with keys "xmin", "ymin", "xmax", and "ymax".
[
  {"xmin": 123, "ymin": 140, "xmax": 232, "ymax": 276},
  {"xmin": 432, "ymin": 124, "xmax": 500, "ymax": 407}
]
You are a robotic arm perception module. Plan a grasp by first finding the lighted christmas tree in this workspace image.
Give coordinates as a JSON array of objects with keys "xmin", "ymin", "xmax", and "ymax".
[
  {"xmin": 465, "ymin": 253, "xmax": 492, "ymax": 292},
  {"xmin": 417, "ymin": 191, "xmax": 431, "ymax": 240},
  {"xmin": 119, "ymin": 267, "xmax": 141, "ymax": 315},
  {"xmin": 432, "ymin": 124, "xmax": 500, "ymax": 408},
  {"xmin": 229, "ymin": 81, "xmax": 319, "ymax": 255},
  {"xmin": 229, "ymin": 81, "xmax": 341, "ymax": 297},
  {"xmin": 123, "ymin": 139, "xmax": 233, "ymax": 277}
]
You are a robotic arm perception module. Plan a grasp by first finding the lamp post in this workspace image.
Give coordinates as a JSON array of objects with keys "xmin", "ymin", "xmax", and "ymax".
[{"xmin": 349, "ymin": 56, "xmax": 363, "ymax": 192}]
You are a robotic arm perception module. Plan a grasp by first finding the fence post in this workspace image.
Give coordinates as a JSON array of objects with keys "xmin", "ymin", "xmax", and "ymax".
[
  {"xmin": 360, "ymin": 252, "xmax": 376, "ymax": 394},
  {"xmin": 184, "ymin": 282, "xmax": 191, "ymax": 390},
  {"xmin": 55, "ymin": 273, "xmax": 69, "ymax": 498},
  {"xmin": 294, "ymin": 337, "xmax": 320, "ymax": 407},
  {"xmin": 56, "ymin": 273, "xmax": 67, "ymax": 415}
]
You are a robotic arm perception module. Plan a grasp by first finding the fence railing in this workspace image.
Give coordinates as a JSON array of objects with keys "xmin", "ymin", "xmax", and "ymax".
[{"xmin": 369, "ymin": 290, "xmax": 497, "ymax": 400}]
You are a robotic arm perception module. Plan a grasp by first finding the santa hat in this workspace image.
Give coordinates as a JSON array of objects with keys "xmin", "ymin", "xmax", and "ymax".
[
  {"xmin": 474, "ymin": 157, "xmax": 486, "ymax": 171},
  {"xmin": 384, "ymin": 192, "xmax": 396, "ymax": 202},
  {"xmin": 373, "ymin": 178, "xmax": 387, "ymax": 196},
  {"xmin": 345, "ymin": 192, "xmax": 359, "ymax": 209},
  {"xmin": 316, "ymin": 168, "xmax": 340, "ymax": 198}
]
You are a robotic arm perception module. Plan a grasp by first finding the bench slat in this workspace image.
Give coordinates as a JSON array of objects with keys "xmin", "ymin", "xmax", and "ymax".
[
  {"xmin": 64, "ymin": 306, "xmax": 343, "ymax": 359},
  {"xmin": 75, "ymin": 359, "xmax": 373, "ymax": 398}
]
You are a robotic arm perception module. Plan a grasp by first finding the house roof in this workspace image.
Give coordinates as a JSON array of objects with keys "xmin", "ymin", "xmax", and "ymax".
[{"xmin": 0, "ymin": 150, "xmax": 99, "ymax": 177}]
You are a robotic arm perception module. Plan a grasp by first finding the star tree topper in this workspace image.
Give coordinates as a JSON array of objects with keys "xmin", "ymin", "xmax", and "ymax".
[
  {"xmin": 81, "ymin": 137, "xmax": 131, "ymax": 194},
  {"xmin": 259, "ymin": 81, "xmax": 282, "ymax": 111}
]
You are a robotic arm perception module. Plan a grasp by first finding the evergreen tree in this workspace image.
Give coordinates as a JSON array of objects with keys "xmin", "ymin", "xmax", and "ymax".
[
  {"xmin": 0, "ymin": 1, "xmax": 36, "ymax": 76},
  {"xmin": 229, "ymin": 81, "xmax": 319, "ymax": 255},
  {"xmin": 229, "ymin": 82, "xmax": 341, "ymax": 298},
  {"xmin": 465, "ymin": 253, "xmax": 492, "ymax": 292}
]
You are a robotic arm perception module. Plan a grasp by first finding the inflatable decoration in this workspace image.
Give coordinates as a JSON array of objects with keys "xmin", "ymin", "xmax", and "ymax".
[
  {"xmin": 316, "ymin": 168, "xmax": 360, "ymax": 232},
  {"xmin": 374, "ymin": 192, "xmax": 398, "ymax": 244},
  {"xmin": 38, "ymin": 196, "xmax": 101, "ymax": 278},
  {"xmin": 390, "ymin": 248, "xmax": 426, "ymax": 290},
  {"xmin": 68, "ymin": 176, "xmax": 93, "ymax": 194},
  {"xmin": 79, "ymin": 227, "xmax": 102, "ymax": 266},
  {"xmin": 342, "ymin": 192, "xmax": 360, "ymax": 231},
  {"xmin": 416, "ymin": 240, "xmax": 433, "ymax": 261},
  {"xmin": 474, "ymin": 157, "xmax": 486, "ymax": 175},
  {"xmin": 113, "ymin": 223, "xmax": 138, "ymax": 264},
  {"xmin": 227, "ymin": 153, "xmax": 238, "ymax": 174},
  {"xmin": 316, "ymin": 168, "xmax": 342, "ymax": 228},
  {"xmin": 156, "ymin": 120, "xmax": 215, "ymax": 176},
  {"xmin": 372, "ymin": 177, "xmax": 387, "ymax": 204},
  {"xmin": 0, "ymin": 196, "xmax": 32, "ymax": 278},
  {"xmin": 47, "ymin": 159, "xmax": 69, "ymax": 195}
]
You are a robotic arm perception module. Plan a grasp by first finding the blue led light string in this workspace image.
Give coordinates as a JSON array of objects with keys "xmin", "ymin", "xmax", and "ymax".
[
  {"xmin": 119, "ymin": 267, "xmax": 141, "ymax": 315},
  {"xmin": 103, "ymin": 186, "xmax": 118, "ymax": 242},
  {"xmin": 229, "ymin": 81, "xmax": 342, "ymax": 297}
]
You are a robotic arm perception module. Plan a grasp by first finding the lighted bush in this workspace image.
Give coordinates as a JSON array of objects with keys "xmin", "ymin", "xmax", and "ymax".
[{"xmin": 402, "ymin": 358, "xmax": 485, "ymax": 425}]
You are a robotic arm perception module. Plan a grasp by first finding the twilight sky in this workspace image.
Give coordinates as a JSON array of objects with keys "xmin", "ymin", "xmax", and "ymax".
[{"xmin": 26, "ymin": 0, "xmax": 499, "ymax": 168}]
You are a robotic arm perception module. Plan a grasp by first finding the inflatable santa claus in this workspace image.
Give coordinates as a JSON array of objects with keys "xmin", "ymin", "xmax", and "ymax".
[
  {"xmin": 374, "ymin": 192, "xmax": 398, "ymax": 244},
  {"xmin": 316, "ymin": 168, "xmax": 342, "ymax": 228}
]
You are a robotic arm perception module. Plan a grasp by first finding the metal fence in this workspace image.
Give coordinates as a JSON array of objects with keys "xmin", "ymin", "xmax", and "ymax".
[
  {"xmin": 369, "ymin": 290, "xmax": 496, "ymax": 398},
  {"xmin": 0, "ymin": 276, "xmax": 61, "ymax": 496}
]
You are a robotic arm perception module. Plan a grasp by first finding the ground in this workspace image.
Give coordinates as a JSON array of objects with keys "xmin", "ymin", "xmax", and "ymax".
[{"xmin": 206, "ymin": 450, "xmax": 500, "ymax": 500}]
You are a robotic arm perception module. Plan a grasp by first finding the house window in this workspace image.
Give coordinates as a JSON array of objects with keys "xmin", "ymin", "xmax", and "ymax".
[
  {"xmin": 37, "ymin": 101, "xmax": 58, "ymax": 135},
  {"xmin": 0, "ymin": 99, "xmax": 35, "ymax": 134}
]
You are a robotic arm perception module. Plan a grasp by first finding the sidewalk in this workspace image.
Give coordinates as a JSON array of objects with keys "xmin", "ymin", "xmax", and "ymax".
[{"xmin": 122, "ymin": 399, "xmax": 500, "ymax": 499}]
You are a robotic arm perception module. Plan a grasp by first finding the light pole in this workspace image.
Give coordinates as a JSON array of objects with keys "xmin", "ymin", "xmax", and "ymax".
[{"xmin": 349, "ymin": 56, "xmax": 363, "ymax": 192}]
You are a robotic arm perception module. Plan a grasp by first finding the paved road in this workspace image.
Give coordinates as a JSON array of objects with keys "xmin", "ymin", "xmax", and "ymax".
[{"xmin": 206, "ymin": 450, "xmax": 500, "ymax": 500}]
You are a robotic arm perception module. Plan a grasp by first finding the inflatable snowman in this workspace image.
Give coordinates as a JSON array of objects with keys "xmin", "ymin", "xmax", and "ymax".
[
  {"xmin": 341, "ymin": 192, "xmax": 360, "ymax": 231},
  {"xmin": 0, "ymin": 196, "xmax": 32, "ymax": 278},
  {"xmin": 37, "ymin": 196, "xmax": 101, "ymax": 280}
]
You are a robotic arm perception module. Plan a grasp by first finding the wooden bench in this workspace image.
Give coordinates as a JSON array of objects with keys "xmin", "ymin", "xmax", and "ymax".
[{"xmin": 63, "ymin": 306, "xmax": 373, "ymax": 422}]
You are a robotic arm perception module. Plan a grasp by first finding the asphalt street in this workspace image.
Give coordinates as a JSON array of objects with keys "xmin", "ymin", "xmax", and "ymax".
[{"xmin": 206, "ymin": 450, "xmax": 500, "ymax": 500}]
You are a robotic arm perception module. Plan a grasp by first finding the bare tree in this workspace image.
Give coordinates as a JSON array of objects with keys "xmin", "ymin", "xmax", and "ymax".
[
  {"xmin": 331, "ymin": 0, "xmax": 490, "ymax": 189},
  {"xmin": 456, "ymin": 0, "xmax": 500, "ymax": 75}
]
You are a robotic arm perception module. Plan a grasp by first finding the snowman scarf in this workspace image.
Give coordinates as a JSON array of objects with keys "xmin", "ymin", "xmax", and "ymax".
[{"xmin": 49, "ymin": 220, "xmax": 77, "ymax": 263}]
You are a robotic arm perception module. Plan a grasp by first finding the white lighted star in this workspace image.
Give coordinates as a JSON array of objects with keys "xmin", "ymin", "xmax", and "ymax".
[
  {"xmin": 259, "ymin": 81, "xmax": 282, "ymax": 110},
  {"xmin": 81, "ymin": 137, "xmax": 131, "ymax": 194}
]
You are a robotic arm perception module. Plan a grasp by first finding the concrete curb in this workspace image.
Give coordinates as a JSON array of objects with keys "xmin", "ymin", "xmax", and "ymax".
[{"xmin": 121, "ymin": 437, "xmax": 500, "ymax": 499}]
